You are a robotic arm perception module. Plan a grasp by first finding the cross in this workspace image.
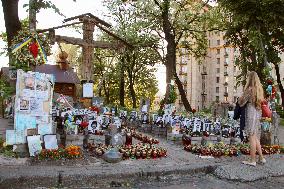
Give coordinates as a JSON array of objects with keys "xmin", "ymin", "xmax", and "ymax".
[{"xmin": 38, "ymin": 13, "xmax": 132, "ymax": 81}]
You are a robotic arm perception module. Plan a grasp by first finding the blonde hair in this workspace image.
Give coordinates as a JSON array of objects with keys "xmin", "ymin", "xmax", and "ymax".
[{"xmin": 244, "ymin": 71, "xmax": 264, "ymax": 109}]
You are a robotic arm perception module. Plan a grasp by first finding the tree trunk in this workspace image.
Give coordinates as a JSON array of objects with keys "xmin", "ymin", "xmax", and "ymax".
[
  {"xmin": 119, "ymin": 57, "xmax": 125, "ymax": 107},
  {"xmin": 1, "ymin": 0, "xmax": 21, "ymax": 54},
  {"xmin": 102, "ymin": 80, "xmax": 110, "ymax": 104},
  {"xmin": 161, "ymin": 0, "xmax": 192, "ymax": 112},
  {"xmin": 274, "ymin": 63, "xmax": 284, "ymax": 107},
  {"xmin": 128, "ymin": 76, "xmax": 136, "ymax": 109},
  {"xmin": 174, "ymin": 72, "xmax": 192, "ymax": 112}
]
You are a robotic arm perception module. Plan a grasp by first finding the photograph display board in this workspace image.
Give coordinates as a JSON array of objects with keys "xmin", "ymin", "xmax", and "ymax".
[{"xmin": 6, "ymin": 70, "xmax": 55, "ymax": 147}]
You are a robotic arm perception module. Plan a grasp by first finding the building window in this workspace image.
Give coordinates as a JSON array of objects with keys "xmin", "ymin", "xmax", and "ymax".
[
  {"xmin": 216, "ymin": 87, "xmax": 219, "ymax": 93},
  {"xmin": 225, "ymin": 76, "xmax": 228, "ymax": 82},
  {"xmin": 217, "ymin": 49, "xmax": 220, "ymax": 54},
  {"xmin": 225, "ymin": 57, "xmax": 229, "ymax": 64},
  {"xmin": 217, "ymin": 58, "xmax": 220, "ymax": 64},
  {"xmin": 234, "ymin": 86, "xmax": 237, "ymax": 93},
  {"xmin": 225, "ymin": 87, "xmax": 228, "ymax": 93},
  {"xmin": 217, "ymin": 40, "xmax": 220, "ymax": 46},
  {"xmin": 234, "ymin": 66, "xmax": 237, "ymax": 72},
  {"xmin": 225, "ymin": 48, "xmax": 229, "ymax": 54},
  {"xmin": 234, "ymin": 96, "xmax": 237, "ymax": 103},
  {"xmin": 217, "ymin": 68, "xmax": 220, "ymax": 73},
  {"xmin": 216, "ymin": 96, "xmax": 219, "ymax": 102},
  {"xmin": 216, "ymin": 77, "xmax": 220, "ymax": 83},
  {"xmin": 181, "ymin": 66, "xmax": 187, "ymax": 73},
  {"xmin": 224, "ymin": 96, "xmax": 228, "ymax": 102},
  {"xmin": 224, "ymin": 66, "xmax": 228, "ymax": 73}
]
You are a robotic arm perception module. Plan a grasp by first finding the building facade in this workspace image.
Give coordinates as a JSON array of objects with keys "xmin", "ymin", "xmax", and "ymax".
[{"xmin": 175, "ymin": 31, "xmax": 244, "ymax": 111}]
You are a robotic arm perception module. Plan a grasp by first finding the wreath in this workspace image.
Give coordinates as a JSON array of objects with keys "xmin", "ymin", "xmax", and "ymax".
[{"xmin": 11, "ymin": 30, "xmax": 51, "ymax": 71}]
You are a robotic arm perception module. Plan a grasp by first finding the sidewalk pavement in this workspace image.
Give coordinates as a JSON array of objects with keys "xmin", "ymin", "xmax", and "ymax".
[{"xmin": 0, "ymin": 118, "xmax": 283, "ymax": 188}]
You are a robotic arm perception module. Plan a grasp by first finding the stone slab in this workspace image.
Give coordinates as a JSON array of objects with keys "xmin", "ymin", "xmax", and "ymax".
[{"xmin": 214, "ymin": 155, "xmax": 284, "ymax": 182}]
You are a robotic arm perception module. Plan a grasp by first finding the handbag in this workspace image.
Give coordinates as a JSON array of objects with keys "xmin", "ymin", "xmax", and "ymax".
[{"xmin": 261, "ymin": 100, "xmax": 272, "ymax": 118}]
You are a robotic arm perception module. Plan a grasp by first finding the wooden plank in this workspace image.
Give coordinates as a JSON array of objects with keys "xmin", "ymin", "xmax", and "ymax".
[
  {"xmin": 63, "ymin": 13, "xmax": 111, "ymax": 28},
  {"xmin": 54, "ymin": 35, "xmax": 122, "ymax": 49},
  {"xmin": 37, "ymin": 21, "xmax": 83, "ymax": 33},
  {"xmin": 95, "ymin": 24, "xmax": 133, "ymax": 48}
]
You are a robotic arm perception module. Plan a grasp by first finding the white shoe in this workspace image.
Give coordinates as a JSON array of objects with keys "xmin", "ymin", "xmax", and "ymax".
[
  {"xmin": 242, "ymin": 161, "xmax": 256, "ymax": 166},
  {"xmin": 259, "ymin": 158, "xmax": 266, "ymax": 164}
]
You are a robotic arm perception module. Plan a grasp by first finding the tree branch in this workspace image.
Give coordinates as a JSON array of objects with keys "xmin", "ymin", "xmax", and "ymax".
[
  {"xmin": 153, "ymin": 0, "xmax": 163, "ymax": 10},
  {"xmin": 175, "ymin": 31, "xmax": 184, "ymax": 45}
]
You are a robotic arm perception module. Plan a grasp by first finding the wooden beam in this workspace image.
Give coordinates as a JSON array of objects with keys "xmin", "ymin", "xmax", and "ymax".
[
  {"xmin": 37, "ymin": 21, "xmax": 83, "ymax": 33},
  {"xmin": 63, "ymin": 13, "xmax": 111, "ymax": 28},
  {"xmin": 55, "ymin": 35, "xmax": 123, "ymax": 49},
  {"xmin": 95, "ymin": 24, "xmax": 133, "ymax": 48}
]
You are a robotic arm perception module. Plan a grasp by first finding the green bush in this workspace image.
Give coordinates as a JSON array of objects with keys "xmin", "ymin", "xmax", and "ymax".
[{"xmin": 276, "ymin": 105, "xmax": 284, "ymax": 118}]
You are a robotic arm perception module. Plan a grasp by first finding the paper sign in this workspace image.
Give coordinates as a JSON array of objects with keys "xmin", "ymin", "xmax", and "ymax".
[
  {"xmin": 15, "ymin": 114, "xmax": 36, "ymax": 131},
  {"xmin": 38, "ymin": 123, "xmax": 53, "ymax": 135},
  {"xmin": 141, "ymin": 105, "xmax": 148, "ymax": 113},
  {"xmin": 30, "ymin": 98, "xmax": 44, "ymax": 115},
  {"xmin": 27, "ymin": 135, "xmax": 42, "ymax": 156},
  {"xmin": 6, "ymin": 130, "xmax": 26, "ymax": 145},
  {"xmin": 113, "ymin": 117, "xmax": 121, "ymax": 128},
  {"xmin": 44, "ymin": 135, "xmax": 58, "ymax": 150},
  {"xmin": 83, "ymin": 83, "xmax": 94, "ymax": 98}
]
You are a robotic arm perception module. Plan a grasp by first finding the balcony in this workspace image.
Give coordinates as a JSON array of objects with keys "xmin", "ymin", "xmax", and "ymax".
[
  {"xmin": 180, "ymin": 61, "xmax": 187, "ymax": 65},
  {"xmin": 224, "ymin": 82, "xmax": 228, "ymax": 86},
  {"xmin": 224, "ymin": 62, "xmax": 229, "ymax": 66},
  {"xmin": 183, "ymin": 81, "xmax": 188, "ymax": 86},
  {"xmin": 224, "ymin": 72, "xmax": 228, "ymax": 76},
  {"xmin": 201, "ymin": 91, "xmax": 207, "ymax": 96},
  {"xmin": 224, "ymin": 92, "xmax": 228, "ymax": 97},
  {"xmin": 201, "ymin": 71, "xmax": 208, "ymax": 75},
  {"xmin": 224, "ymin": 52, "xmax": 229, "ymax": 57}
]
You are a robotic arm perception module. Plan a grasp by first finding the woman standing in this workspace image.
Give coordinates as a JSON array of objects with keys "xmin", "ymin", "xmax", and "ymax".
[{"xmin": 238, "ymin": 71, "xmax": 266, "ymax": 166}]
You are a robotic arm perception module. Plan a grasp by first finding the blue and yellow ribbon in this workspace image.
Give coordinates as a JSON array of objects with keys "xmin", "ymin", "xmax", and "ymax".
[
  {"xmin": 11, "ymin": 33, "xmax": 48, "ymax": 64},
  {"xmin": 35, "ymin": 37, "xmax": 47, "ymax": 64},
  {"xmin": 11, "ymin": 37, "xmax": 32, "ymax": 53}
]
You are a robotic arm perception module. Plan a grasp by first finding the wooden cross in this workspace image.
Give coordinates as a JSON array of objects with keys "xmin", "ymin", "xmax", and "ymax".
[{"xmin": 39, "ymin": 13, "xmax": 131, "ymax": 81}]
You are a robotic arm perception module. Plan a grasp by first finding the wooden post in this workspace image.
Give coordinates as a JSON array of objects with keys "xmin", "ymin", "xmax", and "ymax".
[{"xmin": 82, "ymin": 18, "xmax": 95, "ymax": 81}]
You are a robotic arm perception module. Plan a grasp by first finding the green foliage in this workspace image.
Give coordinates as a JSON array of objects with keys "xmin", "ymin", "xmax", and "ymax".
[
  {"xmin": 0, "ymin": 79, "xmax": 14, "ymax": 99},
  {"xmin": 0, "ymin": 138, "xmax": 18, "ymax": 158},
  {"xmin": 23, "ymin": 0, "xmax": 65, "ymax": 17},
  {"xmin": 218, "ymin": 0, "xmax": 284, "ymax": 86},
  {"xmin": 167, "ymin": 85, "xmax": 177, "ymax": 104},
  {"xmin": 101, "ymin": 0, "xmax": 160, "ymax": 109},
  {"xmin": 106, "ymin": 0, "xmax": 223, "ymax": 111},
  {"xmin": 1, "ymin": 18, "xmax": 51, "ymax": 71},
  {"xmin": 276, "ymin": 105, "xmax": 284, "ymax": 119},
  {"xmin": 10, "ymin": 30, "xmax": 51, "ymax": 71}
]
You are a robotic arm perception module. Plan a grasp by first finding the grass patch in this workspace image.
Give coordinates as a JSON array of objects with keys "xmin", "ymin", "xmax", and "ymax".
[
  {"xmin": 280, "ymin": 118, "xmax": 284, "ymax": 127},
  {"xmin": 0, "ymin": 137, "xmax": 18, "ymax": 158}
]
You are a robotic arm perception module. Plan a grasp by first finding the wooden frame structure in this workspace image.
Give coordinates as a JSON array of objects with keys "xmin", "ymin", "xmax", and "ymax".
[{"xmin": 38, "ymin": 13, "xmax": 132, "ymax": 81}]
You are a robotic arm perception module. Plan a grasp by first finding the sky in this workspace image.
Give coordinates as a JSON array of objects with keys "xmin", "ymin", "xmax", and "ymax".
[{"xmin": 0, "ymin": 0, "xmax": 166, "ymax": 96}]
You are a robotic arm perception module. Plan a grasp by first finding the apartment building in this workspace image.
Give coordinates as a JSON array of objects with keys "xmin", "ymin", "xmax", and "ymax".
[{"xmin": 175, "ymin": 31, "xmax": 243, "ymax": 111}]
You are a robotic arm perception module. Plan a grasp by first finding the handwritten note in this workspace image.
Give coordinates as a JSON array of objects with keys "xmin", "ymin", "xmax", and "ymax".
[{"xmin": 27, "ymin": 135, "xmax": 42, "ymax": 156}]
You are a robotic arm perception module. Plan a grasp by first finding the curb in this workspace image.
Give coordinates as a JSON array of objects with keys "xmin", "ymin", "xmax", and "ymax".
[{"xmin": 0, "ymin": 164, "xmax": 218, "ymax": 189}]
